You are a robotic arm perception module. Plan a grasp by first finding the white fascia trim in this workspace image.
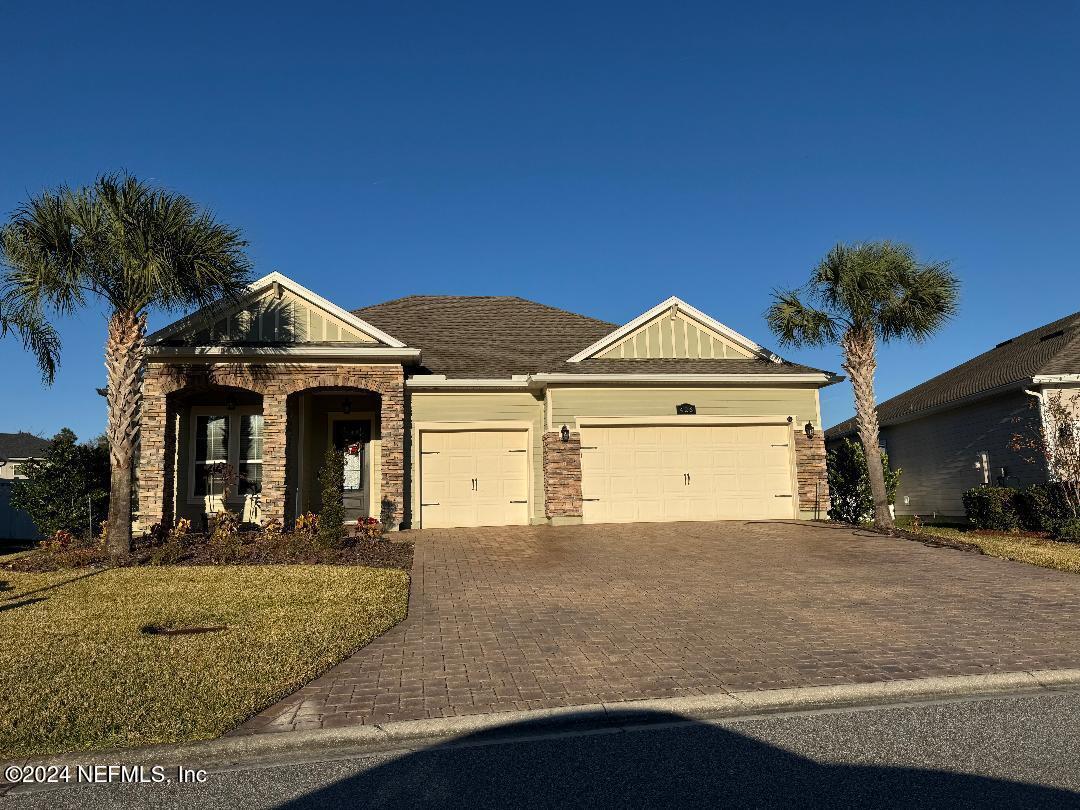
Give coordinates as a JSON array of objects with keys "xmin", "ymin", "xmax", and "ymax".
[
  {"xmin": 146, "ymin": 271, "xmax": 408, "ymax": 348},
  {"xmin": 1033, "ymin": 374, "xmax": 1080, "ymax": 384},
  {"xmin": 532, "ymin": 372, "xmax": 833, "ymax": 384},
  {"xmin": 147, "ymin": 346, "xmax": 421, "ymax": 360},
  {"xmin": 407, "ymin": 376, "xmax": 535, "ymax": 389},
  {"xmin": 566, "ymin": 295, "xmax": 780, "ymax": 364}
]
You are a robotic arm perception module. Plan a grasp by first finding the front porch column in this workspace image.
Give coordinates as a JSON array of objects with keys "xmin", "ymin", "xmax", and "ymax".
[
  {"xmin": 135, "ymin": 366, "xmax": 178, "ymax": 533},
  {"xmin": 378, "ymin": 382, "xmax": 406, "ymax": 530},
  {"xmin": 260, "ymin": 391, "xmax": 288, "ymax": 525}
]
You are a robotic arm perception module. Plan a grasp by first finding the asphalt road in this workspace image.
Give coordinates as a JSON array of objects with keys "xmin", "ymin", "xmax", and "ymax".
[{"xmin": 8, "ymin": 691, "xmax": 1080, "ymax": 809}]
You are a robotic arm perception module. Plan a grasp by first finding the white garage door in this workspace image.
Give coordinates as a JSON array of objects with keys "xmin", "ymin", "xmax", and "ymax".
[
  {"xmin": 580, "ymin": 424, "xmax": 796, "ymax": 524},
  {"xmin": 419, "ymin": 430, "xmax": 530, "ymax": 528}
]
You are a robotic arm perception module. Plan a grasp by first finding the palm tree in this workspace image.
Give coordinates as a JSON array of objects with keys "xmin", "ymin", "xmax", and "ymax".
[
  {"xmin": 0, "ymin": 302, "xmax": 60, "ymax": 384},
  {"xmin": 767, "ymin": 241, "xmax": 959, "ymax": 530},
  {"xmin": 0, "ymin": 174, "xmax": 252, "ymax": 556}
]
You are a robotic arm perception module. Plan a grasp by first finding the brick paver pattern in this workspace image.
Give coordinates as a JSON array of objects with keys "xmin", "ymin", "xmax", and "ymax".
[{"xmin": 235, "ymin": 521, "xmax": 1080, "ymax": 734}]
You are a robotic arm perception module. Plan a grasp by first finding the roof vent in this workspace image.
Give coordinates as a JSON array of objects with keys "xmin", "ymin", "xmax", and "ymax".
[
  {"xmin": 1039, "ymin": 329, "xmax": 1066, "ymax": 342},
  {"xmin": 994, "ymin": 339, "xmax": 1013, "ymax": 348}
]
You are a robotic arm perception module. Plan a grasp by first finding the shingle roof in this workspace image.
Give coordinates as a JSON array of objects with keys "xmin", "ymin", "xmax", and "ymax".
[
  {"xmin": 0, "ymin": 432, "xmax": 49, "ymax": 460},
  {"xmin": 354, "ymin": 296, "xmax": 828, "ymax": 379},
  {"xmin": 826, "ymin": 310, "xmax": 1080, "ymax": 439}
]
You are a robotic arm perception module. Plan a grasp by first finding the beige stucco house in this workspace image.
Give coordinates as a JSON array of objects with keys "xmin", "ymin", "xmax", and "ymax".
[
  {"xmin": 825, "ymin": 310, "xmax": 1080, "ymax": 520},
  {"xmin": 136, "ymin": 272, "xmax": 838, "ymax": 532}
]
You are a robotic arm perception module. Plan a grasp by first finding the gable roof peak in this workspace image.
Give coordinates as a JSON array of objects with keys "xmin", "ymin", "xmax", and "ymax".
[{"xmin": 566, "ymin": 295, "xmax": 781, "ymax": 364}]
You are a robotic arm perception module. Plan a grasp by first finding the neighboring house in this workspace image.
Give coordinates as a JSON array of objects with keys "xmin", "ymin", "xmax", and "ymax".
[
  {"xmin": 0, "ymin": 431, "xmax": 49, "ymax": 541},
  {"xmin": 825, "ymin": 310, "xmax": 1080, "ymax": 520},
  {"xmin": 137, "ymin": 272, "xmax": 838, "ymax": 532}
]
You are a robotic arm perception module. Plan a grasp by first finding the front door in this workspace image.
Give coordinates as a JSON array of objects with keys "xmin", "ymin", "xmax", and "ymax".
[{"xmin": 332, "ymin": 419, "xmax": 371, "ymax": 521}]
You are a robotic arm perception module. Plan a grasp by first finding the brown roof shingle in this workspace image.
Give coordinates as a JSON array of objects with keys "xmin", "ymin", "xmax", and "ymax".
[
  {"xmin": 354, "ymin": 295, "xmax": 828, "ymax": 379},
  {"xmin": 826, "ymin": 310, "xmax": 1080, "ymax": 439}
]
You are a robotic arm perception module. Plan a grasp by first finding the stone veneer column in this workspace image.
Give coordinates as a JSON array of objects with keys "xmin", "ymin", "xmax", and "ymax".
[
  {"xmin": 543, "ymin": 430, "xmax": 583, "ymax": 521},
  {"xmin": 794, "ymin": 429, "xmax": 829, "ymax": 518},
  {"xmin": 377, "ymin": 380, "xmax": 406, "ymax": 530},
  {"xmin": 135, "ymin": 365, "xmax": 180, "ymax": 532},
  {"xmin": 259, "ymin": 391, "xmax": 289, "ymax": 525}
]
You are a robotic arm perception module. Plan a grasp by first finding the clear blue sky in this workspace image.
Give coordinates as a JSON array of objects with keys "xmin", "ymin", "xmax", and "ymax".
[{"xmin": 2, "ymin": 1, "xmax": 1078, "ymax": 441}]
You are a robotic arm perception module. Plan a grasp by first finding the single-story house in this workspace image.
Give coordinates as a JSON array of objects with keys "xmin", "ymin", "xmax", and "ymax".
[
  {"xmin": 825, "ymin": 310, "xmax": 1080, "ymax": 520},
  {"xmin": 137, "ymin": 272, "xmax": 838, "ymax": 532},
  {"xmin": 0, "ymin": 431, "xmax": 49, "ymax": 541}
]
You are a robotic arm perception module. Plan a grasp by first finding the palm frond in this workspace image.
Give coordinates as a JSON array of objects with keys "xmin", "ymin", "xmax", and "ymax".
[{"xmin": 765, "ymin": 288, "xmax": 839, "ymax": 348}]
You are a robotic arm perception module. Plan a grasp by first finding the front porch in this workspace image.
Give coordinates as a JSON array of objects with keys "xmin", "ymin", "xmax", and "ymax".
[{"xmin": 136, "ymin": 363, "xmax": 406, "ymax": 532}]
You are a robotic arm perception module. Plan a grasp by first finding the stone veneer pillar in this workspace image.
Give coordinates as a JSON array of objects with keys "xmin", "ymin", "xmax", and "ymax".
[
  {"xmin": 543, "ymin": 430, "xmax": 583, "ymax": 521},
  {"xmin": 794, "ymin": 429, "xmax": 829, "ymax": 518}
]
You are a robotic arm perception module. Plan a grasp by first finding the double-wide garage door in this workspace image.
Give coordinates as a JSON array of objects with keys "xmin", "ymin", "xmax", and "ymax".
[
  {"xmin": 419, "ymin": 430, "xmax": 530, "ymax": 529},
  {"xmin": 580, "ymin": 424, "xmax": 796, "ymax": 524}
]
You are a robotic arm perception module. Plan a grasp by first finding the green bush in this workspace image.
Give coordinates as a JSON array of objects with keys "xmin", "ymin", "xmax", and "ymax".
[
  {"xmin": 316, "ymin": 446, "xmax": 346, "ymax": 547},
  {"xmin": 11, "ymin": 429, "xmax": 110, "ymax": 539},
  {"xmin": 826, "ymin": 438, "xmax": 901, "ymax": 524},
  {"xmin": 1056, "ymin": 519, "xmax": 1080, "ymax": 542},
  {"xmin": 1016, "ymin": 483, "xmax": 1075, "ymax": 535},
  {"xmin": 962, "ymin": 487, "xmax": 1021, "ymax": 532}
]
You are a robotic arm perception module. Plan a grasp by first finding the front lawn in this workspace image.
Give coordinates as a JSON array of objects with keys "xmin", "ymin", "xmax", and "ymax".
[
  {"xmin": 0, "ymin": 565, "xmax": 409, "ymax": 759},
  {"xmin": 903, "ymin": 522, "xmax": 1080, "ymax": 574}
]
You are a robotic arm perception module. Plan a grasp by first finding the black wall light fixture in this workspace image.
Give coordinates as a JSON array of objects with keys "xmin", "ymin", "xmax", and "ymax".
[
  {"xmin": 560, "ymin": 424, "xmax": 570, "ymax": 442},
  {"xmin": 342, "ymin": 397, "xmax": 353, "ymax": 415},
  {"xmin": 804, "ymin": 421, "xmax": 815, "ymax": 440}
]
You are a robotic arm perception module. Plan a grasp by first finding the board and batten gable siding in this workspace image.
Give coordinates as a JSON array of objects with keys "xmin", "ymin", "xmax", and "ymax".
[
  {"xmin": 595, "ymin": 311, "xmax": 755, "ymax": 359},
  {"xmin": 879, "ymin": 388, "xmax": 1046, "ymax": 518},
  {"xmin": 408, "ymin": 391, "xmax": 546, "ymax": 523},
  {"xmin": 189, "ymin": 289, "xmax": 378, "ymax": 344},
  {"xmin": 548, "ymin": 386, "xmax": 821, "ymax": 428}
]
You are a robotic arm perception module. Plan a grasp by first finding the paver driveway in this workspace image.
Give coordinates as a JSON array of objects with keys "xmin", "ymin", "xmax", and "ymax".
[{"xmin": 236, "ymin": 521, "xmax": 1080, "ymax": 734}]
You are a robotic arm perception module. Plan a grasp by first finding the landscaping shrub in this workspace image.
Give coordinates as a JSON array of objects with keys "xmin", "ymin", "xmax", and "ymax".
[
  {"xmin": 317, "ymin": 446, "xmax": 346, "ymax": 546},
  {"xmin": 1056, "ymin": 519, "xmax": 1080, "ymax": 542},
  {"xmin": 11, "ymin": 429, "xmax": 110, "ymax": 539},
  {"xmin": 355, "ymin": 516, "xmax": 383, "ymax": 542},
  {"xmin": 827, "ymin": 437, "xmax": 901, "ymax": 524},
  {"xmin": 962, "ymin": 487, "xmax": 1020, "ymax": 532},
  {"xmin": 1015, "ymin": 483, "xmax": 1075, "ymax": 534}
]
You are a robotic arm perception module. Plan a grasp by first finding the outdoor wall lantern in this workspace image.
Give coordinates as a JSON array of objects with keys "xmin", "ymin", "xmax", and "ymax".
[
  {"xmin": 560, "ymin": 424, "xmax": 570, "ymax": 443},
  {"xmin": 342, "ymin": 398, "xmax": 353, "ymax": 415},
  {"xmin": 804, "ymin": 421, "xmax": 815, "ymax": 440},
  {"xmin": 225, "ymin": 395, "xmax": 237, "ymax": 411}
]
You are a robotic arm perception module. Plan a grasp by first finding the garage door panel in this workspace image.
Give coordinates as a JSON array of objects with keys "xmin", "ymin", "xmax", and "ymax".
[
  {"xmin": 420, "ymin": 429, "xmax": 530, "ymax": 529},
  {"xmin": 581, "ymin": 423, "xmax": 796, "ymax": 525}
]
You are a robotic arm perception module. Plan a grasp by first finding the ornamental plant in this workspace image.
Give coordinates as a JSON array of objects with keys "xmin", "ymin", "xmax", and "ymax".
[
  {"xmin": 317, "ymin": 446, "xmax": 346, "ymax": 547},
  {"xmin": 826, "ymin": 437, "xmax": 901, "ymax": 525}
]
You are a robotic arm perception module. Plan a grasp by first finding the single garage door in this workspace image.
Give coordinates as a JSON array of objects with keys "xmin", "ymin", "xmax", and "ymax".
[
  {"xmin": 580, "ymin": 424, "xmax": 795, "ymax": 524},
  {"xmin": 419, "ymin": 429, "xmax": 530, "ymax": 528}
]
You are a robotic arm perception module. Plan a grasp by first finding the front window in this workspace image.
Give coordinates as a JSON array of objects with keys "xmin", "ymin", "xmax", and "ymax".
[
  {"xmin": 194, "ymin": 415, "xmax": 229, "ymax": 497},
  {"xmin": 191, "ymin": 411, "xmax": 263, "ymax": 500},
  {"xmin": 238, "ymin": 414, "xmax": 263, "ymax": 496}
]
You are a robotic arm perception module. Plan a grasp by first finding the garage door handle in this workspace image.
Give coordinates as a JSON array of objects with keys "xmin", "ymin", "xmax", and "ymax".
[
  {"xmin": 774, "ymin": 494, "xmax": 793, "ymax": 498},
  {"xmin": 509, "ymin": 500, "xmax": 527, "ymax": 503},
  {"xmin": 421, "ymin": 502, "xmax": 440, "ymax": 506},
  {"xmin": 421, "ymin": 451, "xmax": 440, "ymax": 455},
  {"xmin": 582, "ymin": 498, "xmax": 600, "ymax": 502},
  {"xmin": 508, "ymin": 449, "xmax": 527, "ymax": 453}
]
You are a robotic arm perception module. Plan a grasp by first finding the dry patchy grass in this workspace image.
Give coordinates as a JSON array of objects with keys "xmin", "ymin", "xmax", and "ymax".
[
  {"xmin": 912, "ymin": 525, "xmax": 1080, "ymax": 574},
  {"xmin": 0, "ymin": 565, "xmax": 408, "ymax": 759}
]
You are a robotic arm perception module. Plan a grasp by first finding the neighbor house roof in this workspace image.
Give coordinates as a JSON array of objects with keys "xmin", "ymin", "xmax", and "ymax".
[
  {"xmin": 826, "ymin": 309, "xmax": 1080, "ymax": 440},
  {"xmin": 354, "ymin": 295, "xmax": 829, "ymax": 380},
  {"xmin": 0, "ymin": 432, "xmax": 49, "ymax": 460}
]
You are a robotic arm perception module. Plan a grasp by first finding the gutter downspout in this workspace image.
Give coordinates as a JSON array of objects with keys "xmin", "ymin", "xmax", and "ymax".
[{"xmin": 1023, "ymin": 385, "xmax": 1049, "ymax": 478}]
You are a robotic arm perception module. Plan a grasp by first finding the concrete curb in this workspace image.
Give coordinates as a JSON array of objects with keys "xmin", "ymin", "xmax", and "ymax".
[{"xmin": 6, "ymin": 668, "xmax": 1080, "ymax": 795}]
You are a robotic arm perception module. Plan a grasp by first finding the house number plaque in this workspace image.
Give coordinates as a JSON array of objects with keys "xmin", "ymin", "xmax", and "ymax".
[{"xmin": 676, "ymin": 403, "xmax": 696, "ymax": 415}]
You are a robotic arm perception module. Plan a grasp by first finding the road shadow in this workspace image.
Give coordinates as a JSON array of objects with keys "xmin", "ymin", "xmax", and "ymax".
[{"xmin": 281, "ymin": 710, "xmax": 1078, "ymax": 809}]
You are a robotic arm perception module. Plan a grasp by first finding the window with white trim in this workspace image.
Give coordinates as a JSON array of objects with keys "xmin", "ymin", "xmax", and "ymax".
[
  {"xmin": 190, "ymin": 410, "xmax": 264, "ymax": 501},
  {"xmin": 238, "ymin": 414, "xmax": 263, "ymax": 496}
]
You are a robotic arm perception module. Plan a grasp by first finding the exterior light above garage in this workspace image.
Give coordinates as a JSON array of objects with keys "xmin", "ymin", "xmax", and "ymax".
[
  {"xmin": 560, "ymin": 424, "xmax": 570, "ymax": 442},
  {"xmin": 804, "ymin": 421, "xmax": 815, "ymax": 440}
]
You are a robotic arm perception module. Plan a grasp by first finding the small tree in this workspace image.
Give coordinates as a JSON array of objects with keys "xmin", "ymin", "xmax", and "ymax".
[
  {"xmin": 1011, "ymin": 392, "xmax": 1080, "ymax": 521},
  {"xmin": 316, "ymin": 445, "xmax": 346, "ymax": 546},
  {"xmin": 11, "ymin": 429, "xmax": 110, "ymax": 539},
  {"xmin": 827, "ymin": 437, "xmax": 901, "ymax": 525}
]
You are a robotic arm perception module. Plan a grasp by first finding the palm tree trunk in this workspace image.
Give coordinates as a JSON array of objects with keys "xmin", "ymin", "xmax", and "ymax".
[
  {"xmin": 105, "ymin": 309, "xmax": 146, "ymax": 558},
  {"xmin": 842, "ymin": 325, "xmax": 894, "ymax": 530}
]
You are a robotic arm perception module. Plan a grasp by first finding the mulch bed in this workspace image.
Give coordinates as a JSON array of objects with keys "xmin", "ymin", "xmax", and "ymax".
[{"xmin": 1, "ymin": 533, "xmax": 414, "ymax": 573}]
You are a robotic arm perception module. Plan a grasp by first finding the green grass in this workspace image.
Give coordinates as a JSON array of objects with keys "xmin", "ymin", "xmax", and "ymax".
[
  {"xmin": 907, "ymin": 523, "xmax": 1080, "ymax": 574},
  {"xmin": 0, "ymin": 565, "xmax": 409, "ymax": 759}
]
